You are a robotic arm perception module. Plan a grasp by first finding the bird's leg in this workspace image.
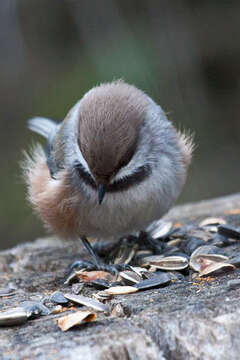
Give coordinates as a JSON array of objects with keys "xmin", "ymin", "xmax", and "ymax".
[
  {"xmin": 81, "ymin": 236, "xmax": 102, "ymax": 267},
  {"xmin": 69, "ymin": 236, "xmax": 131, "ymax": 275}
]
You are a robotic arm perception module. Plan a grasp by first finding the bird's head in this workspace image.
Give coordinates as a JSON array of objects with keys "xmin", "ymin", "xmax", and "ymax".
[{"xmin": 75, "ymin": 80, "xmax": 150, "ymax": 203}]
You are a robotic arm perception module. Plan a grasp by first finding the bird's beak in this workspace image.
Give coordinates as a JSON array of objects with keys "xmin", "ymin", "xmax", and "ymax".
[{"xmin": 98, "ymin": 184, "xmax": 106, "ymax": 205}]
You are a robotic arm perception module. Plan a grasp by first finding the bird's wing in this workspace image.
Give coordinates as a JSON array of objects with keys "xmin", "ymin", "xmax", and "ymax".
[{"xmin": 28, "ymin": 117, "xmax": 63, "ymax": 179}]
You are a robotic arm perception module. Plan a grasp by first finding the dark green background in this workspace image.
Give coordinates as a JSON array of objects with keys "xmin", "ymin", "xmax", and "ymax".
[{"xmin": 1, "ymin": 1, "xmax": 239, "ymax": 249}]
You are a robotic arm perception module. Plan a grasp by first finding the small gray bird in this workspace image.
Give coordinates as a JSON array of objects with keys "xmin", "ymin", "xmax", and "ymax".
[{"xmin": 23, "ymin": 80, "xmax": 193, "ymax": 272}]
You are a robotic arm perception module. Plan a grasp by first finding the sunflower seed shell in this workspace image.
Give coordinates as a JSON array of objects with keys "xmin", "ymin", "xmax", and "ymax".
[
  {"xmin": 120, "ymin": 271, "xmax": 142, "ymax": 285},
  {"xmin": 140, "ymin": 255, "xmax": 188, "ymax": 270},
  {"xmin": 102, "ymin": 286, "xmax": 138, "ymax": 295},
  {"xmin": 190, "ymin": 254, "xmax": 229, "ymax": 272},
  {"xmin": 0, "ymin": 307, "xmax": 29, "ymax": 326},
  {"xmin": 56, "ymin": 310, "xmax": 96, "ymax": 331},
  {"xmin": 135, "ymin": 272, "xmax": 171, "ymax": 290},
  {"xmin": 218, "ymin": 225, "xmax": 240, "ymax": 240},
  {"xmin": 199, "ymin": 262, "xmax": 236, "ymax": 276},
  {"xmin": 199, "ymin": 217, "xmax": 226, "ymax": 227},
  {"xmin": 64, "ymin": 293, "xmax": 109, "ymax": 313}
]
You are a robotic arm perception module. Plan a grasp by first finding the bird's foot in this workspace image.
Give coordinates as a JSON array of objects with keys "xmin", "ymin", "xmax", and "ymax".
[
  {"xmin": 69, "ymin": 259, "xmax": 131, "ymax": 276},
  {"xmin": 138, "ymin": 231, "xmax": 165, "ymax": 254}
]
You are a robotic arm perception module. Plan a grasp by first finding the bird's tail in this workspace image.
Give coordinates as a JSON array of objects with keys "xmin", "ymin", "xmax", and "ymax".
[{"xmin": 28, "ymin": 117, "xmax": 58, "ymax": 139}]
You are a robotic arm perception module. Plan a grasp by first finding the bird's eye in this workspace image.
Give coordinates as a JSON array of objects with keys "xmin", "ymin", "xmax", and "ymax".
[
  {"xmin": 118, "ymin": 160, "xmax": 128, "ymax": 169},
  {"xmin": 118, "ymin": 147, "xmax": 135, "ymax": 170},
  {"xmin": 118, "ymin": 154, "xmax": 132, "ymax": 169},
  {"xmin": 75, "ymin": 164, "xmax": 96, "ymax": 188}
]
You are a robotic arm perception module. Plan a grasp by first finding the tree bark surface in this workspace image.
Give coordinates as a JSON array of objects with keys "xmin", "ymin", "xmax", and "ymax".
[{"xmin": 1, "ymin": 193, "xmax": 240, "ymax": 360}]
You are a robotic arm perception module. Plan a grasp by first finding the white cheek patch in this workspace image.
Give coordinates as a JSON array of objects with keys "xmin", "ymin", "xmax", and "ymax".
[{"xmin": 111, "ymin": 162, "xmax": 139, "ymax": 183}]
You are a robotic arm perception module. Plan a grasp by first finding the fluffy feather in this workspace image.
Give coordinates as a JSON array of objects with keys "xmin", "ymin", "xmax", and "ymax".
[
  {"xmin": 23, "ymin": 145, "xmax": 79, "ymax": 238},
  {"xmin": 177, "ymin": 130, "xmax": 194, "ymax": 168}
]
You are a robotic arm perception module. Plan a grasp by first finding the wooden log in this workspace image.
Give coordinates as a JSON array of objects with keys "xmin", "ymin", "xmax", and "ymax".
[{"xmin": 1, "ymin": 193, "xmax": 240, "ymax": 359}]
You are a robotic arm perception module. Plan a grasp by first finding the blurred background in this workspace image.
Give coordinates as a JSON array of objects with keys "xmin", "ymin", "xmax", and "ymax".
[{"xmin": 0, "ymin": 0, "xmax": 239, "ymax": 249}]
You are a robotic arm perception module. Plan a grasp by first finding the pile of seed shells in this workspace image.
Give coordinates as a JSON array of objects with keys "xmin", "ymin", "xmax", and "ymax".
[
  {"xmin": 1, "ymin": 217, "xmax": 240, "ymax": 330},
  {"xmin": 98, "ymin": 217, "xmax": 240, "ymax": 280}
]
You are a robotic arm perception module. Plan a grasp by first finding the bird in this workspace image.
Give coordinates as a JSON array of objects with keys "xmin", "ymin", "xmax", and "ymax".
[{"xmin": 23, "ymin": 80, "xmax": 193, "ymax": 273}]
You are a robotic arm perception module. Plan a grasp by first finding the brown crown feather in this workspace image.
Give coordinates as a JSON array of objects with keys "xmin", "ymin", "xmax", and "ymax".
[{"xmin": 77, "ymin": 80, "xmax": 150, "ymax": 184}]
